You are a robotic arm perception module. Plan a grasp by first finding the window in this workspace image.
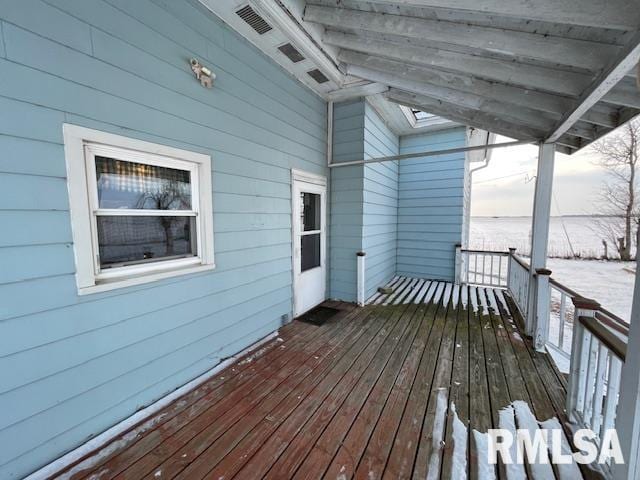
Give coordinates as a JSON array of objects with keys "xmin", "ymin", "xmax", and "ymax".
[
  {"xmin": 399, "ymin": 105, "xmax": 454, "ymax": 130},
  {"xmin": 63, "ymin": 125, "xmax": 214, "ymax": 294},
  {"xmin": 410, "ymin": 108, "xmax": 433, "ymax": 121}
]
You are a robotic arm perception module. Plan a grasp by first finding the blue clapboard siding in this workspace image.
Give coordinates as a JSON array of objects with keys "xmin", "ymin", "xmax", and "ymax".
[
  {"xmin": 329, "ymin": 100, "xmax": 364, "ymax": 300},
  {"xmin": 362, "ymin": 103, "xmax": 399, "ymax": 299},
  {"xmin": 397, "ymin": 128, "xmax": 467, "ymax": 281},
  {"xmin": 0, "ymin": 0, "xmax": 326, "ymax": 477}
]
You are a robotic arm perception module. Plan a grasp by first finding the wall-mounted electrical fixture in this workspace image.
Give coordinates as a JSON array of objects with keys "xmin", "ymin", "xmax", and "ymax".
[{"xmin": 190, "ymin": 58, "xmax": 216, "ymax": 88}]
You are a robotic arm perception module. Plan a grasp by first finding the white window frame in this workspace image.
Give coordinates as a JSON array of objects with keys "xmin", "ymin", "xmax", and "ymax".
[{"xmin": 63, "ymin": 124, "xmax": 215, "ymax": 295}]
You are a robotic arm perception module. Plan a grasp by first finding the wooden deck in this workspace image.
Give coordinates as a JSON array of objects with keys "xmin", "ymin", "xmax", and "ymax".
[{"xmin": 49, "ymin": 280, "xmax": 592, "ymax": 480}]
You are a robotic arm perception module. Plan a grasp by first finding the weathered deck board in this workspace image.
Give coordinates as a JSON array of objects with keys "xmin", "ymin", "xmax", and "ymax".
[{"xmin": 48, "ymin": 280, "xmax": 600, "ymax": 480}]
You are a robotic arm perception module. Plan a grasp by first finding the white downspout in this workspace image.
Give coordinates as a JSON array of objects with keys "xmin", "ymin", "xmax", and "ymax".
[{"xmin": 327, "ymin": 100, "xmax": 333, "ymax": 167}]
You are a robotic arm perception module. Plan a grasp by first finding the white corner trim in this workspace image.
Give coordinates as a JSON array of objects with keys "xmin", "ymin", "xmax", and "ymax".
[{"xmin": 22, "ymin": 329, "xmax": 281, "ymax": 480}]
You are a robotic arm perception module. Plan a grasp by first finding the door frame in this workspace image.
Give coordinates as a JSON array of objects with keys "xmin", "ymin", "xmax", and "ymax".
[{"xmin": 291, "ymin": 169, "xmax": 327, "ymax": 317}]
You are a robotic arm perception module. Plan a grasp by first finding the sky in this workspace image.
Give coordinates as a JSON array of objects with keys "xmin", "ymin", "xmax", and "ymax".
[{"xmin": 470, "ymin": 135, "xmax": 607, "ymax": 217}]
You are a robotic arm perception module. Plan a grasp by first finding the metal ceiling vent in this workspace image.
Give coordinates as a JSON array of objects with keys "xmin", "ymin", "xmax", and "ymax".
[
  {"xmin": 235, "ymin": 5, "xmax": 272, "ymax": 35},
  {"xmin": 307, "ymin": 68, "xmax": 329, "ymax": 84},
  {"xmin": 278, "ymin": 43, "xmax": 305, "ymax": 63}
]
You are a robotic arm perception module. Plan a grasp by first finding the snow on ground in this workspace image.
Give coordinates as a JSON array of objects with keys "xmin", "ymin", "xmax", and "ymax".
[
  {"xmin": 547, "ymin": 258, "xmax": 634, "ymax": 321},
  {"xmin": 470, "ymin": 216, "xmax": 635, "ymax": 322},
  {"xmin": 471, "ymin": 216, "xmax": 619, "ymax": 259}
]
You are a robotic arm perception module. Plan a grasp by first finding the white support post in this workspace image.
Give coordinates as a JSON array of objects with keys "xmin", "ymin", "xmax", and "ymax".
[
  {"xmin": 533, "ymin": 268, "xmax": 551, "ymax": 352},
  {"xmin": 527, "ymin": 142, "xmax": 555, "ymax": 336},
  {"xmin": 507, "ymin": 247, "xmax": 516, "ymax": 294},
  {"xmin": 454, "ymin": 243, "xmax": 462, "ymax": 285},
  {"xmin": 356, "ymin": 251, "xmax": 366, "ymax": 306},
  {"xmin": 613, "ymin": 255, "xmax": 640, "ymax": 480},
  {"xmin": 566, "ymin": 297, "xmax": 600, "ymax": 424}
]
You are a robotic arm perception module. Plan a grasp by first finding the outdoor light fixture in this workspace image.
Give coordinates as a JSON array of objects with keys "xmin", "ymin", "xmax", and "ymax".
[{"xmin": 190, "ymin": 58, "xmax": 216, "ymax": 88}]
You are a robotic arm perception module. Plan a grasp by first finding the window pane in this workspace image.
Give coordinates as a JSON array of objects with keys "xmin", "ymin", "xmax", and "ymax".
[
  {"xmin": 97, "ymin": 216, "xmax": 196, "ymax": 268},
  {"xmin": 95, "ymin": 156, "xmax": 192, "ymax": 210},
  {"xmin": 301, "ymin": 233, "xmax": 321, "ymax": 271},
  {"xmin": 300, "ymin": 192, "xmax": 321, "ymax": 231}
]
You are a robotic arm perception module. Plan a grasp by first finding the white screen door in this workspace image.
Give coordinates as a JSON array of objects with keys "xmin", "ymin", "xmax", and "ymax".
[{"xmin": 292, "ymin": 170, "xmax": 327, "ymax": 317}]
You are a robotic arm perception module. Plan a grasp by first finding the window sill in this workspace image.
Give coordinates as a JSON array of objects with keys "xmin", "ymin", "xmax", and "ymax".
[{"xmin": 77, "ymin": 263, "xmax": 216, "ymax": 295}]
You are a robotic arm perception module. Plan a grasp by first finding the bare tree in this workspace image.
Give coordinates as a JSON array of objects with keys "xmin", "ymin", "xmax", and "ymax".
[
  {"xmin": 137, "ymin": 179, "xmax": 191, "ymax": 256},
  {"xmin": 590, "ymin": 119, "xmax": 640, "ymax": 261}
]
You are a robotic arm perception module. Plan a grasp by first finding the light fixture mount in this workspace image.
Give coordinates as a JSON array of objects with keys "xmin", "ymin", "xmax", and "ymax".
[{"xmin": 190, "ymin": 58, "xmax": 216, "ymax": 88}]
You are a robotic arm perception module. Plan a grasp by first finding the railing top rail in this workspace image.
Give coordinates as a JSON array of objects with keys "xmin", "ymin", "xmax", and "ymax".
[
  {"xmin": 510, "ymin": 253, "xmax": 531, "ymax": 271},
  {"xmin": 459, "ymin": 249, "xmax": 510, "ymax": 256},
  {"xmin": 548, "ymin": 276, "xmax": 630, "ymax": 333},
  {"xmin": 549, "ymin": 277, "xmax": 581, "ymax": 298},
  {"xmin": 579, "ymin": 315, "xmax": 628, "ymax": 361},
  {"xmin": 596, "ymin": 309, "xmax": 630, "ymax": 335}
]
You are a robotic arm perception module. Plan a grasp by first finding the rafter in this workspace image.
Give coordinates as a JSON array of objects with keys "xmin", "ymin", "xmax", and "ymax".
[
  {"xmin": 338, "ymin": 50, "xmax": 576, "ymax": 116},
  {"xmin": 547, "ymin": 31, "xmax": 640, "ymax": 142},
  {"xmin": 385, "ymin": 89, "xmax": 545, "ymax": 140},
  {"xmin": 305, "ymin": 4, "xmax": 618, "ymax": 72},
  {"xmin": 332, "ymin": 0, "xmax": 640, "ymax": 30},
  {"xmin": 325, "ymin": 30, "xmax": 592, "ymax": 97},
  {"xmin": 386, "ymin": 88, "xmax": 581, "ymax": 152}
]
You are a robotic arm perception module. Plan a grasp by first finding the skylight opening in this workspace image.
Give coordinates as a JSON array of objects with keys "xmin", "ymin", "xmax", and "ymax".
[{"xmin": 411, "ymin": 108, "xmax": 433, "ymax": 121}]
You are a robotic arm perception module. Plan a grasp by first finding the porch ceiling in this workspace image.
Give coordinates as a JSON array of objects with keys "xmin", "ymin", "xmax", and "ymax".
[{"xmin": 301, "ymin": 0, "xmax": 640, "ymax": 153}]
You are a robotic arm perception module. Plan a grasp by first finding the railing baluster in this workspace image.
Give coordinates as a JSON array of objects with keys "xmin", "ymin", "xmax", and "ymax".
[
  {"xmin": 567, "ymin": 317, "xmax": 586, "ymax": 423},
  {"xmin": 576, "ymin": 329, "xmax": 592, "ymax": 419},
  {"xmin": 559, "ymin": 291, "xmax": 567, "ymax": 350},
  {"xmin": 602, "ymin": 356, "xmax": 622, "ymax": 439},
  {"xmin": 489, "ymin": 254, "xmax": 494, "ymax": 286},
  {"xmin": 482, "ymin": 253, "xmax": 486, "ymax": 285},
  {"xmin": 591, "ymin": 344, "xmax": 609, "ymax": 436},
  {"xmin": 583, "ymin": 334, "xmax": 600, "ymax": 426}
]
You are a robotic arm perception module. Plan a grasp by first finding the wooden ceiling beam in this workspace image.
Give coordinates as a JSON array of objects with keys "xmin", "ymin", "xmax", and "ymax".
[
  {"xmin": 332, "ymin": 0, "xmax": 640, "ymax": 31},
  {"xmin": 305, "ymin": 4, "xmax": 618, "ymax": 72},
  {"xmin": 325, "ymin": 30, "xmax": 592, "ymax": 97},
  {"xmin": 385, "ymin": 88, "xmax": 546, "ymax": 140},
  {"xmin": 547, "ymin": 32, "xmax": 640, "ymax": 142},
  {"xmin": 339, "ymin": 50, "xmax": 574, "ymax": 116},
  {"xmin": 386, "ymin": 88, "xmax": 583, "ymax": 151}
]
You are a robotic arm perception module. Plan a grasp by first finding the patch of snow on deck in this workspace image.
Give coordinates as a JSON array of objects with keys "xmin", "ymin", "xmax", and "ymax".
[
  {"xmin": 433, "ymin": 282, "xmax": 446, "ymax": 305},
  {"xmin": 469, "ymin": 287, "xmax": 480, "ymax": 313},
  {"xmin": 498, "ymin": 405, "xmax": 526, "ymax": 480},
  {"xmin": 427, "ymin": 388, "xmax": 448, "ymax": 480},
  {"xmin": 513, "ymin": 401, "xmax": 555, "ymax": 479},
  {"xmin": 477, "ymin": 288, "xmax": 490, "ymax": 316},
  {"xmin": 540, "ymin": 418, "xmax": 583, "ymax": 480},
  {"xmin": 472, "ymin": 430, "xmax": 497, "ymax": 480},
  {"xmin": 460, "ymin": 286, "xmax": 469, "ymax": 310},
  {"xmin": 450, "ymin": 403, "xmax": 468, "ymax": 480},
  {"xmin": 414, "ymin": 280, "xmax": 432, "ymax": 304},
  {"xmin": 494, "ymin": 289, "xmax": 510, "ymax": 314},
  {"xmin": 423, "ymin": 282, "xmax": 438, "ymax": 304},
  {"xmin": 442, "ymin": 283, "xmax": 453, "ymax": 307},
  {"xmin": 486, "ymin": 290, "xmax": 500, "ymax": 313},
  {"xmin": 451, "ymin": 285, "xmax": 460, "ymax": 308}
]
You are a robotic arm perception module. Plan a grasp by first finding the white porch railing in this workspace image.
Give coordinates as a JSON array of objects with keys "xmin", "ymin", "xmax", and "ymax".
[
  {"xmin": 506, "ymin": 248, "xmax": 530, "ymax": 321},
  {"xmin": 455, "ymin": 246, "xmax": 510, "ymax": 287},
  {"xmin": 455, "ymin": 246, "xmax": 629, "ymax": 472},
  {"xmin": 567, "ymin": 299, "xmax": 628, "ymax": 469}
]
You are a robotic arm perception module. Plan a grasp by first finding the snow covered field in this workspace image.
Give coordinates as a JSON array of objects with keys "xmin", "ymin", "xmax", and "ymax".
[
  {"xmin": 470, "ymin": 217, "xmax": 635, "ymax": 321},
  {"xmin": 471, "ymin": 215, "xmax": 619, "ymax": 258}
]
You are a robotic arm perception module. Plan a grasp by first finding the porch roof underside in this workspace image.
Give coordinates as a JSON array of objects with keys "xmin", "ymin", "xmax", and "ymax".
[{"xmin": 303, "ymin": 0, "xmax": 640, "ymax": 154}]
